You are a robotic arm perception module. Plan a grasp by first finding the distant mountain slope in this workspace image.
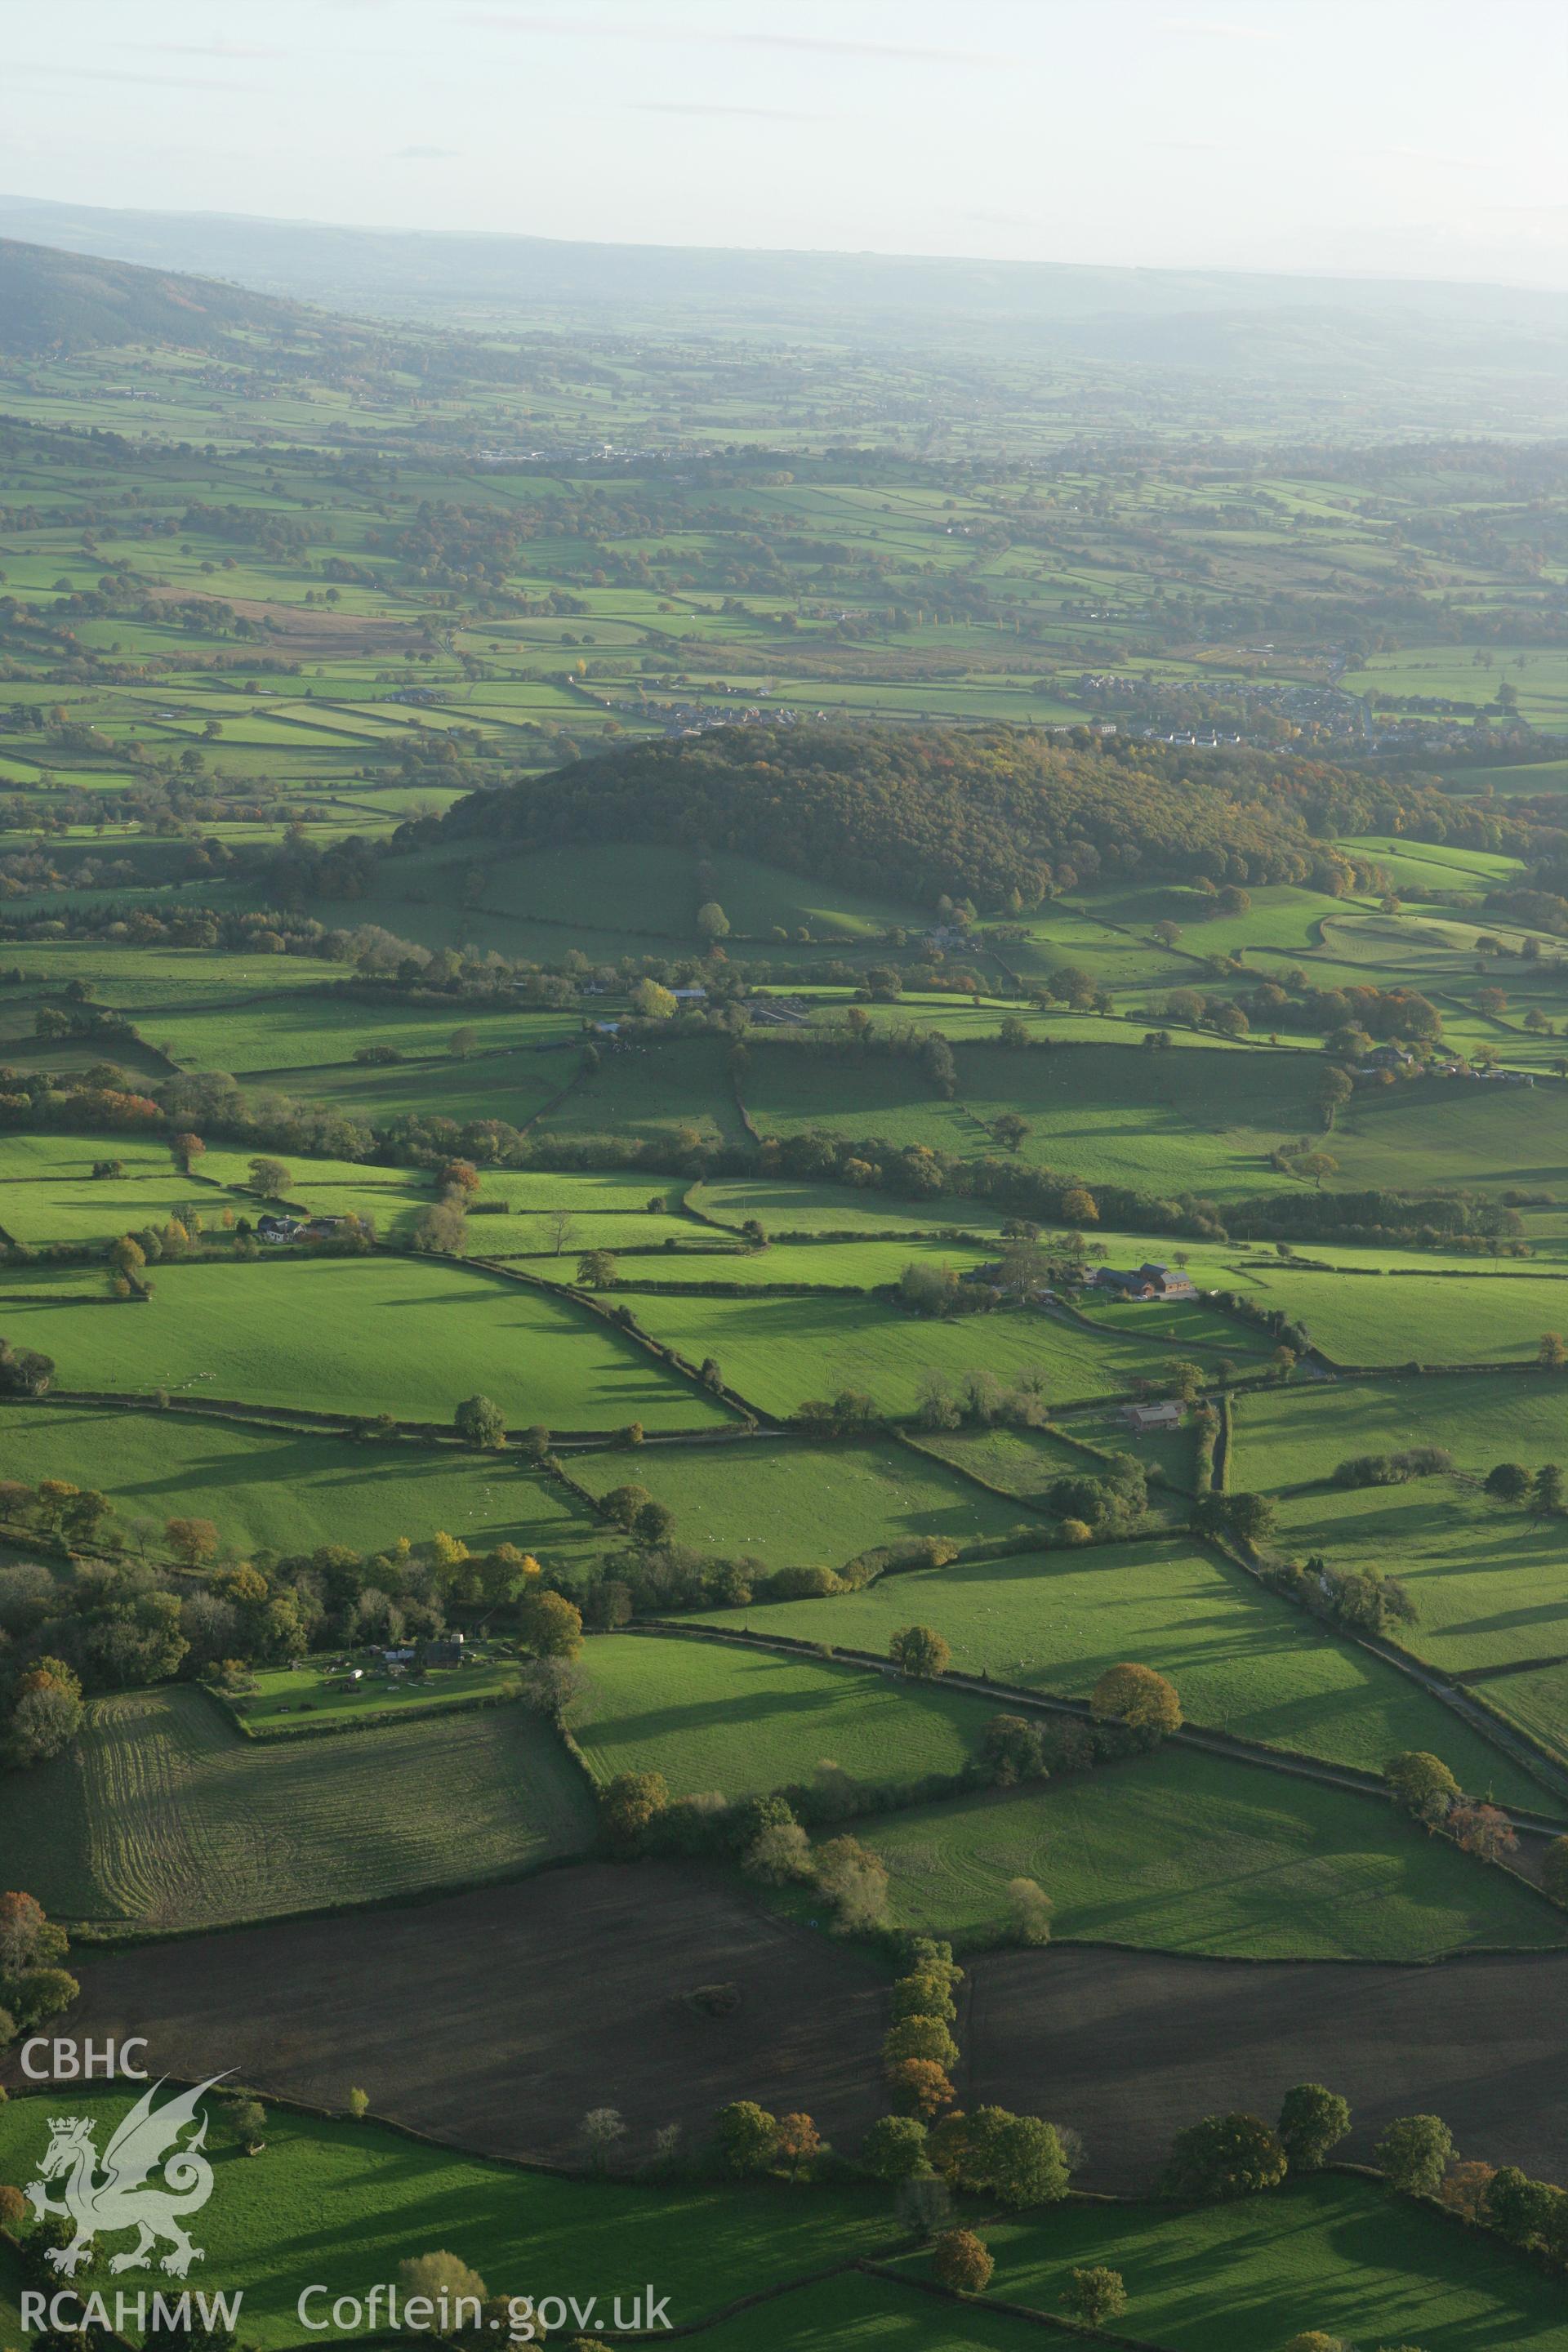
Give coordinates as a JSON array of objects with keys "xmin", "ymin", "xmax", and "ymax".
[
  {"xmin": 4, "ymin": 194, "xmax": 1568, "ymax": 375},
  {"xmin": 0, "ymin": 235, "xmax": 306, "ymax": 355}
]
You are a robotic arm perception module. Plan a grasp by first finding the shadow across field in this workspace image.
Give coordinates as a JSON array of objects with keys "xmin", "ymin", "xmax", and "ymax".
[{"xmin": 968, "ymin": 1943, "xmax": 1568, "ymax": 2189}]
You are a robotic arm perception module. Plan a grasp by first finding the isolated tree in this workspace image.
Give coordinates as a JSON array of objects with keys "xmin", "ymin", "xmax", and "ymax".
[
  {"xmin": 247, "ymin": 1156, "xmax": 292, "ymax": 1199},
  {"xmin": 1064, "ymin": 2268, "xmax": 1128, "ymax": 2328},
  {"xmin": 1485, "ymin": 1461, "xmax": 1530, "ymax": 1503},
  {"xmin": 448, "ymin": 1027, "xmax": 480, "ymax": 1060},
  {"xmin": 1278, "ymin": 2083, "xmax": 1352, "ymax": 2171},
  {"xmin": 171, "ymin": 1132, "xmax": 205, "ymax": 1174},
  {"xmin": 713, "ymin": 2100, "xmax": 779, "ymax": 2177},
  {"xmin": 1377, "ymin": 2114, "xmax": 1454, "ymax": 2196},
  {"xmin": 889, "ymin": 1624, "xmax": 951, "ymax": 1680},
  {"xmin": 632, "ymin": 1499, "xmax": 676, "ymax": 1549},
  {"xmin": 577, "ymin": 1249, "xmax": 617, "ymax": 1289},
  {"xmin": 696, "ymin": 901, "xmax": 731, "ymax": 942},
  {"xmin": 1006, "ymin": 1878, "xmax": 1053, "ymax": 1946},
  {"xmin": 1383, "ymin": 1750, "xmax": 1459, "ymax": 1827},
  {"xmin": 932, "ymin": 2230, "xmax": 993, "ymax": 2296},
  {"xmin": 397, "ymin": 2252, "xmax": 488, "ymax": 2319},
  {"xmin": 993, "ymin": 1111, "xmax": 1031, "ymax": 1152},
  {"xmin": 453, "ymin": 1394, "xmax": 506, "ymax": 1450},
  {"xmin": 1090, "ymin": 1661, "xmax": 1182, "ymax": 1740},
  {"xmin": 1164, "ymin": 2112, "xmax": 1288, "ymax": 2202},
  {"xmin": 164, "ymin": 1516, "xmax": 220, "ymax": 1568},
  {"xmin": 414, "ymin": 1197, "xmax": 469, "ymax": 1255},
  {"xmin": 1532, "ymin": 1463, "xmax": 1565, "ymax": 1517},
  {"xmin": 1538, "ymin": 1331, "xmax": 1567, "ymax": 1370},
  {"xmin": 347, "ymin": 2087, "xmax": 369, "ymax": 2121},
  {"xmin": 579, "ymin": 2106, "xmax": 627, "ymax": 2173}
]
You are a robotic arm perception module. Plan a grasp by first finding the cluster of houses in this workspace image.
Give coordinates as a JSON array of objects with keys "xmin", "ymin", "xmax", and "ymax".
[
  {"xmin": 256, "ymin": 1211, "xmax": 350, "ymax": 1245},
  {"xmin": 1356, "ymin": 1045, "xmax": 1535, "ymax": 1085}
]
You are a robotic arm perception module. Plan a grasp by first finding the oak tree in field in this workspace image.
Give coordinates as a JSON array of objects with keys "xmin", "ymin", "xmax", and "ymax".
[
  {"xmin": 889, "ymin": 1624, "xmax": 951, "ymax": 1679},
  {"xmin": 932, "ymin": 2230, "xmax": 993, "ymax": 2295},
  {"xmin": 247, "ymin": 1156, "xmax": 292, "ymax": 1199},
  {"xmin": 453, "ymin": 1394, "xmax": 506, "ymax": 1450},
  {"xmin": 1090, "ymin": 1661, "xmax": 1182, "ymax": 1740},
  {"xmin": 1064, "ymin": 2267, "xmax": 1127, "ymax": 2328},
  {"xmin": 1383, "ymin": 1750, "xmax": 1459, "ymax": 1827},
  {"xmin": 515, "ymin": 1589, "xmax": 583, "ymax": 1660},
  {"xmin": 599, "ymin": 1769, "xmax": 668, "ymax": 1849},
  {"xmin": 165, "ymin": 1515, "xmax": 220, "ymax": 1567}
]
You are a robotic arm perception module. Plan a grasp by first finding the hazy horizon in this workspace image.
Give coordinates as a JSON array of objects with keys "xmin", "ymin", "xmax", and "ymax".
[{"xmin": 6, "ymin": 0, "xmax": 1568, "ymax": 294}]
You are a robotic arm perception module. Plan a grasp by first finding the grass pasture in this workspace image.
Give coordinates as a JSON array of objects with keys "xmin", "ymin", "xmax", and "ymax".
[
  {"xmin": 862, "ymin": 1745, "xmax": 1561, "ymax": 1958},
  {"xmin": 569, "ymin": 1435, "xmax": 1026, "ymax": 1567},
  {"xmin": 755, "ymin": 1537, "xmax": 1553, "ymax": 1806},
  {"xmin": 624, "ymin": 1290, "xmax": 1232, "ymax": 1420},
  {"xmin": 0, "ymin": 2096, "xmax": 894, "ymax": 2346},
  {"xmin": 1232, "ymin": 1262, "xmax": 1568, "ymax": 1365},
  {"xmin": 0, "ymin": 1255, "xmax": 732, "ymax": 1429},
  {"xmin": 0, "ymin": 1403, "xmax": 608, "ymax": 1566},
  {"xmin": 971, "ymin": 2172, "xmax": 1568, "ymax": 2352},
  {"xmin": 574, "ymin": 1633, "xmax": 998, "ymax": 1799},
  {"xmin": 0, "ymin": 1684, "xmax": 594, "ymax": 1929},
  {"xmin": 1231, "ymin": 1371, "xmax": 1568, "ymax": 1485}
]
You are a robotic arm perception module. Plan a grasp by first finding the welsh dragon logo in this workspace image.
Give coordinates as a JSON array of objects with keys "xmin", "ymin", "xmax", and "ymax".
[{"xmin": 25, "ymin": 2075, "xmax": 227, "ymax": 2278}]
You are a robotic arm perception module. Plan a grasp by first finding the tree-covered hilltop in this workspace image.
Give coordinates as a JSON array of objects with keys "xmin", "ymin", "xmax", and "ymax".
[{"xmin": 411, "ymin": 724, "xmax": 1508, "ymax": 908}]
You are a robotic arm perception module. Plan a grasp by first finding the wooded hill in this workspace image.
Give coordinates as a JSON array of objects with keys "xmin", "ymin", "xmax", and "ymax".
[{"xmin": 413, "ymin": 724, "xmax": 1493, "ymax": 908}]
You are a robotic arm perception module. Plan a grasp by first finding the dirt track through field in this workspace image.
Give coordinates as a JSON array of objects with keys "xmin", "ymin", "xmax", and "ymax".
[{"xmin": 967, "ymin": 1942, "xmax": 1568, "ymax": 2187}]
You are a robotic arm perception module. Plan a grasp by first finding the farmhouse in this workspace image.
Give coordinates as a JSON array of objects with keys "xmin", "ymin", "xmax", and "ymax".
[
  {"xmin": 256, "ymin": 1214, "xmax": 303, "ymax": 1245},
  {"xmin": 1090, "ymin": 1261, "xmax": 1198, "ymax": 1302},
  {"xmin": 1119, "ymin": 1399, "xmax": 1184, "ymax": 1433}
]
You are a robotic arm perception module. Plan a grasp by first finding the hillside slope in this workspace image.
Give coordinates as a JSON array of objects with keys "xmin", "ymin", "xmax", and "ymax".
[{"xmin": 0, "ymin": 236, "xmax": 306, "ymax": 355}]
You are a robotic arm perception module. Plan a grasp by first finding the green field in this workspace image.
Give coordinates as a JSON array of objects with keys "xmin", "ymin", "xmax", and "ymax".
[
  {"xmin": 966, "ymin": 2172, "xmax": 1568, "ymax": 2352},
  {"xmin": 1272, "ymin": 1484, "xmax": 1568, "ymax": 1677},
  {"xmin": 1231, "ymin": 1263, "xmax": 1568, "ymax": 1365},
  {"xmin": 568, "ymin": 1435, "xmax": 1028, "ymax": 1566},
  {"xmin": 0, "ymin": 1402, "xmax": 608, "ymax": 1565},
  {"xmin": 0, "ymin": 1256, "xmax": 731, "ymax": 1430},
  {"xmin": 625, "ymin": 1290, "xmax": 1227, "ymax": 1419},
  {"xmin": 754, "ymin": 1538, "xmax": 1554, "ymax": 1806},
  {"xmin": 0, "ymin": 2096, "xmax": 893, "ymax": 2345},
  {"xmin": 860, "ymin": 1746, "xmax": 1562, "ymax": 1957},
  {"xmin": 746, "ymin": 1038, "xmax": 1324, "ymax": 1201},
  {"xmin": 0, "ymin": 1684, "xmax": 595, "ymax": 1928},
  {"xmin": 576, "ymin": 1634, "xmax": 1000, "ymax": 1799},
  {"xmin": 1232, "ymin": 1373, "xmax": 1568, "ymax": 1485}
]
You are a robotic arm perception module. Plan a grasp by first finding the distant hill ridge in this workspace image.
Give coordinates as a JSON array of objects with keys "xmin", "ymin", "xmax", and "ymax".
[
  {"xmin": 410, "ymin": 724, "xmax": 1446, "ymax": 906},
  {"xmin": 0, "ymin": 236, "xmax": 307, "ymax": 356}
]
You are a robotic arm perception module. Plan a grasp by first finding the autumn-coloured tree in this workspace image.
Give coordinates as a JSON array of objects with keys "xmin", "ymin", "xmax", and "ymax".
[
  {"xmin": 889, "ymin": 1624, "xmax": 951, "ymax": 1680},
  {"xmin": 887, "ymin": 2058, "xmax": 955, "ymax": 2118},
  {"xmin": 1089, "ymin": 1661, "xmax": 1182, "ymax": 1740},
  {"xmin": 775, "ymin": 2113, "xmax": 822, "ymax": 2180},
  {"xmin": 932, "ymin": 2230, "xmax": 993, "ymax": 2295},
  {"xmin": 1447, "ymin": 1803, "xmax": 1517, "ymax": 1864},
  {"xmin": 165, "ymin": 1516, "xmax": 220, "ymax": 1568}
]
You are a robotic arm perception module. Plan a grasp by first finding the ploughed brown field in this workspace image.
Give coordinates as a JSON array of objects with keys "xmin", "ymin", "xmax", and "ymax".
[
  {"xmin": 29, "ymin": 1864, "xmax": 890, "ymax": 2165},
  {"xmin": 21, "ymin": 1864, "xmax": 1568, "ymax": 2188}
]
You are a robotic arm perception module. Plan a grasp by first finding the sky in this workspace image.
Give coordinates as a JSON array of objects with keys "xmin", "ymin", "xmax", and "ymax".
[{"xmin": 6, "ymin": 0, "xmax": 1568, "ymax": 289}]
